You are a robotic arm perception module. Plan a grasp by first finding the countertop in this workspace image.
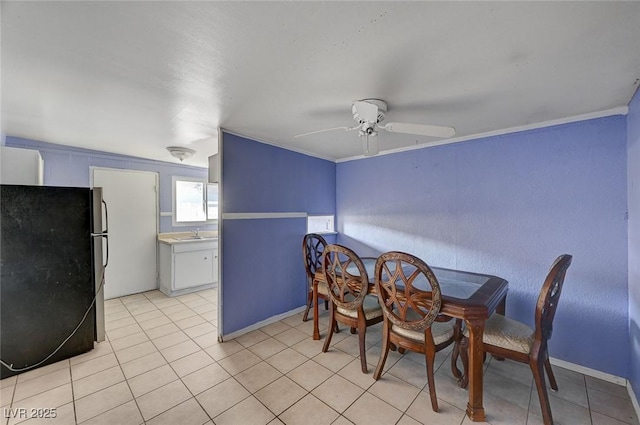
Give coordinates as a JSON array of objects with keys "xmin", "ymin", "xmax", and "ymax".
[{"xmin": 158, "ymin": 231, "xmax": 218, "ymax": 245}]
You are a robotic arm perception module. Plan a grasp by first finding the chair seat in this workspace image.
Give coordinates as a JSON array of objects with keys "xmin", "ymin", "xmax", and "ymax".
[
  {"xmin": 337, "ymin": 294, "xmax": 383, "ymax": 320},
  {"xmin": 463, "ymin": 314, "xmax": 534, "ymax": 354},
  {"xmin": 392, "ymin": 319, "xmax": 455, "ymax": 345}
]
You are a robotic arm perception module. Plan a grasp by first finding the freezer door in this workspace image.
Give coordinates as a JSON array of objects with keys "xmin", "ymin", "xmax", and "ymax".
[
  {"xmin": 1, "ymin": 185, "xmax": 96, "ymax": 378},
  {"xmin": 91, "ymin": 188, "xmax": 107, "ymax": 342}
]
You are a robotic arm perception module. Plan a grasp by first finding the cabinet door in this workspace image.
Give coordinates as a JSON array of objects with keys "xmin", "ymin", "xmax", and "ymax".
[{"xmin": 174, "ymin": 249, "xmax": 214, "ymax": 290}]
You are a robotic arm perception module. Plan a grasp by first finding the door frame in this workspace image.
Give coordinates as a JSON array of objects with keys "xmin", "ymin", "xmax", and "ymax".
[{"xmin": 90, "ymin": 167, "xmax": 160, "ymax": 297}]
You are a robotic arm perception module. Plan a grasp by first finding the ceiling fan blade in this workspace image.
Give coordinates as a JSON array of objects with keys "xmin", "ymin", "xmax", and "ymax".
[
  {"xmin": 362, "ymin": 136, "xmax": 379, "ymax": 156},
  {"xmin": 293, "ymin": 126, "xmax": 357, "ymax": 138},
  {"xmin": 354, "ymin": 100, "xmax": 379, "ymax": 123},
  {"xmin": 381, "ymin": 122, "xmax": 456, "ymax": 138}
]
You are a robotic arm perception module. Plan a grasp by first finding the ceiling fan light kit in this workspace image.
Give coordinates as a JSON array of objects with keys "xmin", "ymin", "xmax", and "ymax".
[
  {"xmin": 294, "ymin": 98, "xmax": 456, "ymax": 156},
  {"xmin": 362, "ymin": 133, "xmax": 379, "ymax": 156},
  {"xmin": 166, "ymin": 146, "xmax": 196, "ymax": 162}
]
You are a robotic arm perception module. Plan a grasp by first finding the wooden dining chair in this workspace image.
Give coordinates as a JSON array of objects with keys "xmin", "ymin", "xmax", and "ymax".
[
  {"xmin": 321, "ymin": 244, "xmax": 383, "ymax": 373},
  {"xmin": 302, "ymin": 233, "xmax": 330, "ymax": 322},
  {"xmin": 373, "ymin": 251, "xmax": 457, "ymax": 412},
  {"xmin": 458, "ymin": 254, "xmax": 572, "ymax": 425}
]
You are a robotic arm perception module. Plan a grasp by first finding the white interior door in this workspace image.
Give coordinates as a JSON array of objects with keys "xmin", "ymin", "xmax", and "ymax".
[{"xmin": 92, "ymin": 168, "xmax": 158, "ymax": 299}]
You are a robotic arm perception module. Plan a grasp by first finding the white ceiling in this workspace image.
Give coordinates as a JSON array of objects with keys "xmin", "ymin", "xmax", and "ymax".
[{"xmin": 2, "ymin": 2, "xmax": 640, "ymax": 168}]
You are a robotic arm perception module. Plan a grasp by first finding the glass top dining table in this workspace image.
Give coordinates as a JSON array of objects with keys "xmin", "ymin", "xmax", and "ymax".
[
  {"xmin": 344, "ymin": 257, "xmax": 491, "ymax": 299},
  {"xmin": 312, "ymin": 257, "xmax": 509, "ymax": 422}
]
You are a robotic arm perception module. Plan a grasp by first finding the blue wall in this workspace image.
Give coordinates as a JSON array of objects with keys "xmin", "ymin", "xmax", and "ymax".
[
  {"xmin": 5, "ymin": 137, "xmax": 212, "ymax": 233},
  {"xmin": 629, "ymin": 89, "xmax": 640, "ymax": 399},
  {"xmin": 336, "ymin": 116, "xmax": 629, "ymax": 378},
  {"xmin": 222, "ymin": 134, "xmax": 336, "ymax": 213},
  {"xmin": 220, "ymin": 132, "xmax": 336, "ymax": 335}
]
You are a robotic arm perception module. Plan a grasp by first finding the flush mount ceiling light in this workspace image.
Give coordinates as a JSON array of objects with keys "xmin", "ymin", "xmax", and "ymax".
[{"xmin": 166, "ymin": 146, "xmax": 196, "ymax": 162}]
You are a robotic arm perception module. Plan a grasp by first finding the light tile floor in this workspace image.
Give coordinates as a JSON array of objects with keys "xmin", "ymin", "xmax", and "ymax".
[{"xmin": 1, "ymin": 288, "xmax": 638, "ymax": 425}]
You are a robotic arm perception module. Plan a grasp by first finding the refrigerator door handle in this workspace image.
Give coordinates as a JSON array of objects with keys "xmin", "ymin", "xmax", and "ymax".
[
  {"xmin": 102, "ymin": 199, "xmax": 109, "ymax": 234},
  {"xmin": 91, "ymin": 233, "xmax": 109, "ymax": 268},
  {"xmin": 90, "ymin": 199, "xmax": 109, "ymax": 269},
  {"xmin": 89, "ymin": 234, "xmax": 108, "ymax": 269},
  {"xmin": 102, "ymin": 199, "xmax": 108, "ymax": 269},
  {"xmin": 100, "ymin": 234, "xmax": 109, "ymax": 269}
]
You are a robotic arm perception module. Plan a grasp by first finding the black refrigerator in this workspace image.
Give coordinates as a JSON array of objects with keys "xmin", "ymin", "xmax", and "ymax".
[{"xmin": 0, "ymin": 185, "xmax": 107, "ymax": 379}]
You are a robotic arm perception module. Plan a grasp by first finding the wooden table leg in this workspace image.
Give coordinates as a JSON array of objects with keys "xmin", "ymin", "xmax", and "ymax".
[
  {"xmin": 465, "ymin": 318, "xmax": 486, "ymax": 422},
  {"xmin": 312, "ymin": 279, "xmax": 320, "ymax": 340}
]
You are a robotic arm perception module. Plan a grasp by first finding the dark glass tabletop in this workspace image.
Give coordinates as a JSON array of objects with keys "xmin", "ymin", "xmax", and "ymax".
[{"xmin": 344, "ymin": 257, "xmax": 503, "ymax": 303}]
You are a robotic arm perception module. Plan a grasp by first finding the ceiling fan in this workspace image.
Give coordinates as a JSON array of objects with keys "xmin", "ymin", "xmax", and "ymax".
[{"xmin": 294, "ymin": 99, "xmax": 456, "ymax": 156}]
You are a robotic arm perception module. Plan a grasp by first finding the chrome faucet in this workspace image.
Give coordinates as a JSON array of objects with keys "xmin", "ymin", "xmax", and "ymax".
[{"xmin": 192, "ymin": 228, "xmax": 200, "ymax": 238}]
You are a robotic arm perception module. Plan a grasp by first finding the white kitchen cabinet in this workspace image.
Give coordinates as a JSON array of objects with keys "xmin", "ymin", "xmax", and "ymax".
[{"xmin": 158, "ymin": 239, "xmax": 218, "ymax": 296}]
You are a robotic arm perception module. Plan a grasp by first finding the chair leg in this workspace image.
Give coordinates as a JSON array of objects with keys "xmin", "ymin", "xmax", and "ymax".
[
  {"xmin": 459, "ymin": 336, "xmax": 469, "ymax": 389},
  {"xmin": 373, "ymin": 320, "xmax": 390, "ymax": 380},
  {"xmin": 451, "ymin": 319, "xmax": 463, "ymax": 379},
  {"xmin": 302, "ymin": 290, "xmax": 313, "ymax": 322},
  {"xmin": 531, "ymin": 357, "xmax": 554, "ymax": 425},
  {"xmin": 322, "ymin": 305, "xmax": 336, "ymax": 353},
  {"xmin": 357, "ymin": 317, "xmax": 368, "ymax": 373},
  {"xmin": 425, "ymin": 342, "xmax": 439, "ymax": 412},
  {"xmin": 545, "ymin": 354, "xmax": 558, "ymax": 391}
]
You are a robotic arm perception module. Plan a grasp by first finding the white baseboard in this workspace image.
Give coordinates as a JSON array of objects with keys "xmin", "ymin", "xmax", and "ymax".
[
  {"xmin": 550, "ymin": 357, "xmax": 627, "ymax": 386},
  {"xmin": 219, "ymin": 306, "xmax": 306, "ymax": 341}
]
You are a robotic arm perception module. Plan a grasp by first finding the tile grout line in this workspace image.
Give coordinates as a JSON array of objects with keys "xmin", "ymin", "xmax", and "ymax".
[
  {"xmin": 585, "ymin": 386, "xmax": 640, "ymax": 425},
  {"xmin": 69, "ymin": 361, "xmax": 78, "ymax": 425},
  {"xmin": 584, "ymin": 372, "xmax": 595, "ymax": 425},
  {"xmin": 172, "ymin": 288, "xmax": 267, "ymax": 423},
  {"xmin": 5, "ymin": 381, "xmax": 17, "ymax": 425},
  {"xmin": 105, "ymin": 297, "xmax": 146, "ymax": 424},
  {"xmin": 122, "ymin": 289, "xmax": 222, "ymax": 422},
  {"xmin": 526, "ymin": 367, "xmax": 535, "ymax": 425},
  {"xmin": 226, "ymin": 323, "xmax": 351, "ymax": 425},
  {"xmin": 276, "ymin": 391, "xmax": 340, "ymax": 425},
  {"xmin": 129, "ymin": 292, "xmax": 210, "ymax": 422},
  {"xmin": 14, "ymin": 293, "xmax": 291, "ymax": 424},
  {"xmin": 8, "ymin": 289, "xmax": 638, "ymax": 425},
  {"xmin": 291, "ymin": 328, "xmax": 397, "ymax": 424},
  {"xmin": 79, "ymin": 309, "xmax": 142, "ymax": 425},
  {"xmin": 118, "ymin": 290, "xmax": 206, "ymax": 423},
  {"xmin": 8, "ymin": 360, "xmax": 73, "ymax": 425}
]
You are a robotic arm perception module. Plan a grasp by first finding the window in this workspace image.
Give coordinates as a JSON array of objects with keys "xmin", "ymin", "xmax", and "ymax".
[
  {"xmin": 307, "ymin": 215, "xmax": 335, "ymax": 234},
  {"xmin": 173, "ymin": 176, "xmax": 218, "ymax": 226},
  {"xmin": 206, "ymin": 184, "xmax": 219, "ymax": 220}
]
